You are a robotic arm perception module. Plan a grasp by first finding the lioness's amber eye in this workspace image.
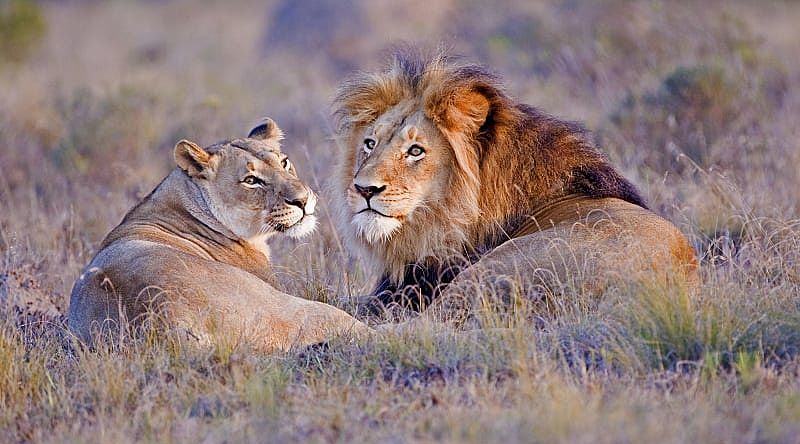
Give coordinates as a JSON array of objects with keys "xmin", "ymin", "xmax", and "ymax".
[
  {"xmin": 407, "ymin": 145, "xmax": 425, "ymax": 158},
  {"xmin": 242, "ymin": 176, "xmax": 262, "ymax": 186},
  {"xmin": 363, "ymin": 138, "xmax": 376, "ymax": 153},
  {"xmin": 281, "ymin": 158, "xmax": 291, "ymax": 171}
]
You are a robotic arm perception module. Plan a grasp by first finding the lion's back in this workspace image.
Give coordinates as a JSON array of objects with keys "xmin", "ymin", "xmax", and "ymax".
[{"xmin": 518, "ymin": 198, "xmax": 695, "ymax": 283}]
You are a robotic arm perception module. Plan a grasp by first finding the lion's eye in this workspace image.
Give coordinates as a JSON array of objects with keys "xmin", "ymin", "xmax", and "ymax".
[
  {"xmin": 407, "ymin": 144, "xmax": 425, "ymax": 158},
  {"xmin": 363, "ymin": 138, "xmax": 376, "ymax": 154},
  {"xmin": 242, "ymin": 176, "xmax": 263, "ymax": 187},
  {"xmin": 281, "ymin": 157, "xmax": 291, "ymax": 171}
]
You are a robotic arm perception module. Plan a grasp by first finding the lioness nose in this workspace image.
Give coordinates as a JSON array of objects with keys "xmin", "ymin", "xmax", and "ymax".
[
  {"xmin": 285, "ymin": 197, "xmax": 307, "ymax": 210},
  {"xmin": 285, "ymin": 194, "xmax": 308, "ymax": 210},
  {"xmin": 354, "ymin": 183, "xmax": 386, "ymax": 200}
]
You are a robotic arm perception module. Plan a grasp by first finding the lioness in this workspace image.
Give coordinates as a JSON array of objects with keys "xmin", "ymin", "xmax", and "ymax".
[
  {"xmin": 68, "ymin": 119, "xmax": 369, "ymax": 351},
  {"xmin": 332, "ymin": 50, "xmax": 697, "ymax": 322}
]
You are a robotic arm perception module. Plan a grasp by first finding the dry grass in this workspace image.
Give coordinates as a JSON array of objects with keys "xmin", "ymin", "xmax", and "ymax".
[{"xmin": 1, "ymin": 0, "xmax": 799, "ymax": 442}]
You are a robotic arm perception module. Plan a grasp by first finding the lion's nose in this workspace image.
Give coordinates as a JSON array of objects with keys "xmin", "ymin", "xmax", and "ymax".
[{"xmin": 354, "ymin": 183, "xmax": 386, "ymax": 200}]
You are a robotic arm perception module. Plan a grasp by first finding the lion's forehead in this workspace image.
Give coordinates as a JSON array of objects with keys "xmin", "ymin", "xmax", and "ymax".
[{"xmin": 370, "ymin": 108, "xmax": 433, "ymax": 143}]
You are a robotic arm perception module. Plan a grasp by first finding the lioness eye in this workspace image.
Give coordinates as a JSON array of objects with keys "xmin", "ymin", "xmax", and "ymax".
[
  {"xmin": 242, "ymin": 176, "xmax": 262, "ymax": 186},
  {"xmin": 407, "ymin": 145, "xmax": 425, "ymax": 158},
  {"xmin": 363, "ymin": 138, "xmax": 376, "ymax": 153},
  {"xmin": 281, "ymin": 157, "xmax": 291, "ymax": 171}
]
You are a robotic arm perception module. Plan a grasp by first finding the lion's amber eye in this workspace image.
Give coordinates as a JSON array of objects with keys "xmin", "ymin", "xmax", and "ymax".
[
  {"xmin": 363, "ymin": 138, "xmax": 376, "ymax": 153},
  {"xmin": 407, "ymin": 144, "xmax": 425, "ymax": 158},
  {"xmin": 281, "ymin": 157, "xmax": 291, "ymax": 171}
]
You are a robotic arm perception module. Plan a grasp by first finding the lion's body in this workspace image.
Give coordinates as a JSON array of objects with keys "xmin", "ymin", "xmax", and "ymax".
[
  {"xmin": 69, "ymin": 123, "xmax": 368, "ymax": 351},
  {"xmin": 332, "ymin": 50, "xmax": 696, "ymax": 319},
  {"xmin": 428, "ymin": 196, "xmax": 696, "ymax": 322}
]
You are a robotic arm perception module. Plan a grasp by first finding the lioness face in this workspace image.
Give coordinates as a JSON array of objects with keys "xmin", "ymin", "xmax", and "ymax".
[
  {"xmin": 205, "ymin": 144, "xmax": 318, "ymax": 241},
  {"xmin": 175, "ymin": 119, "xmax": 317, "ymax": 243},
  {"xmin": 345, "ymin": 103, "xmax": 454, "ymax": 244}
]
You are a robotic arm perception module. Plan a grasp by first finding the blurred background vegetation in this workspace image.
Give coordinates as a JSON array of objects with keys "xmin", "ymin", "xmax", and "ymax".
[{"xmin": 1, "ymin": 0, "xmax": 799, "ymax": 442}]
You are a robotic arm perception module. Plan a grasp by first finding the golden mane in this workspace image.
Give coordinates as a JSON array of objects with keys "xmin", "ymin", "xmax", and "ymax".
[{"xmin": 332, "ymin": 49, "xmax": 646, "ymax": 290}]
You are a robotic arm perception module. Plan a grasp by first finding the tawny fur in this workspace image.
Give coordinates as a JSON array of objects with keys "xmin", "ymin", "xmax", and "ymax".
[
  {"xmin": 332, "ymin": 49, "xmax": 696, "ymax": 315},
  {"xmin": 68, "ymin": 120, "xmax": 369, "ymax": 352}
]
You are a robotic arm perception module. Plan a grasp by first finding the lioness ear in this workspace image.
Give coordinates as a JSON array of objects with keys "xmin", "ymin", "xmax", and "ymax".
[
  {"xmin": 248, "ymin": 117, "xmax": 284, "ymax": 141},
  {"xmin": 174, "ymin": 140, "xmax": 215, "ymax": 177}
]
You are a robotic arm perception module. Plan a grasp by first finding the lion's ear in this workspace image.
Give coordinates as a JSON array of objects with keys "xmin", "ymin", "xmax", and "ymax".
[
  {"xmin": 439, "ymin": 89, "xmax": 490, "ymax": 135},
  {"xmin": 427, "ymin": 89, "xmax": 490, "ymax": 190},
  {"xmin": 174, "ymin": 140, "xmax": 216, "ymax": 178},
  {"xmin": 248, "ymin": 117, "xmax": 284, "ymax": 141}
]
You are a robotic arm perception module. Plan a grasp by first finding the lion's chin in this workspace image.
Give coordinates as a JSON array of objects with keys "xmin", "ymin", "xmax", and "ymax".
[
  {"xmin": 352, "ymin": 211, "xmax": 402, "ymax": 244},
  {"xmin": 284, "ymin": 215, "xmax": 318, "ymax": 239}
]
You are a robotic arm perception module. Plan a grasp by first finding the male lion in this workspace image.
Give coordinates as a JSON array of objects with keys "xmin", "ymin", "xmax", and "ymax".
[
  {"xmin": 332, "ymin": 50, "xmax": 697, "ymax": 323},
  {"xmin": 68, "ymin": 119, "xmax": 369, "ymax": 352}
]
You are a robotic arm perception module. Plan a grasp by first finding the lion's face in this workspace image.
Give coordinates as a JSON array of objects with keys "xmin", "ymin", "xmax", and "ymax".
[
  {"xmin": 333, "ymin": 52, "xmax": 498, "ymax": 278},
  {"xmin": 345, "ymin": 104, "xmax": 454, "ymax": 244},
  {"xmin": 175, "ymin": 120, "xmax": 317, "ymax": 243}
]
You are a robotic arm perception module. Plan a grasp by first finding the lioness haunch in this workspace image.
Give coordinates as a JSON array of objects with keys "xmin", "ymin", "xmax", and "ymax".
[{"xmin": 68, "ymin": 119, "xmax": 369, "ymax": 352}]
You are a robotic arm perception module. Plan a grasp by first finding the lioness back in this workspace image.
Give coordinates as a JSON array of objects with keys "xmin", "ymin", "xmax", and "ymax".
[
  {"xmin": 68, "ymin": 119, "xmax": 368, "ymax": 351},
  {"xmin": 331, "ymin": 49, "xmax": 697, "ymax": 321}
]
